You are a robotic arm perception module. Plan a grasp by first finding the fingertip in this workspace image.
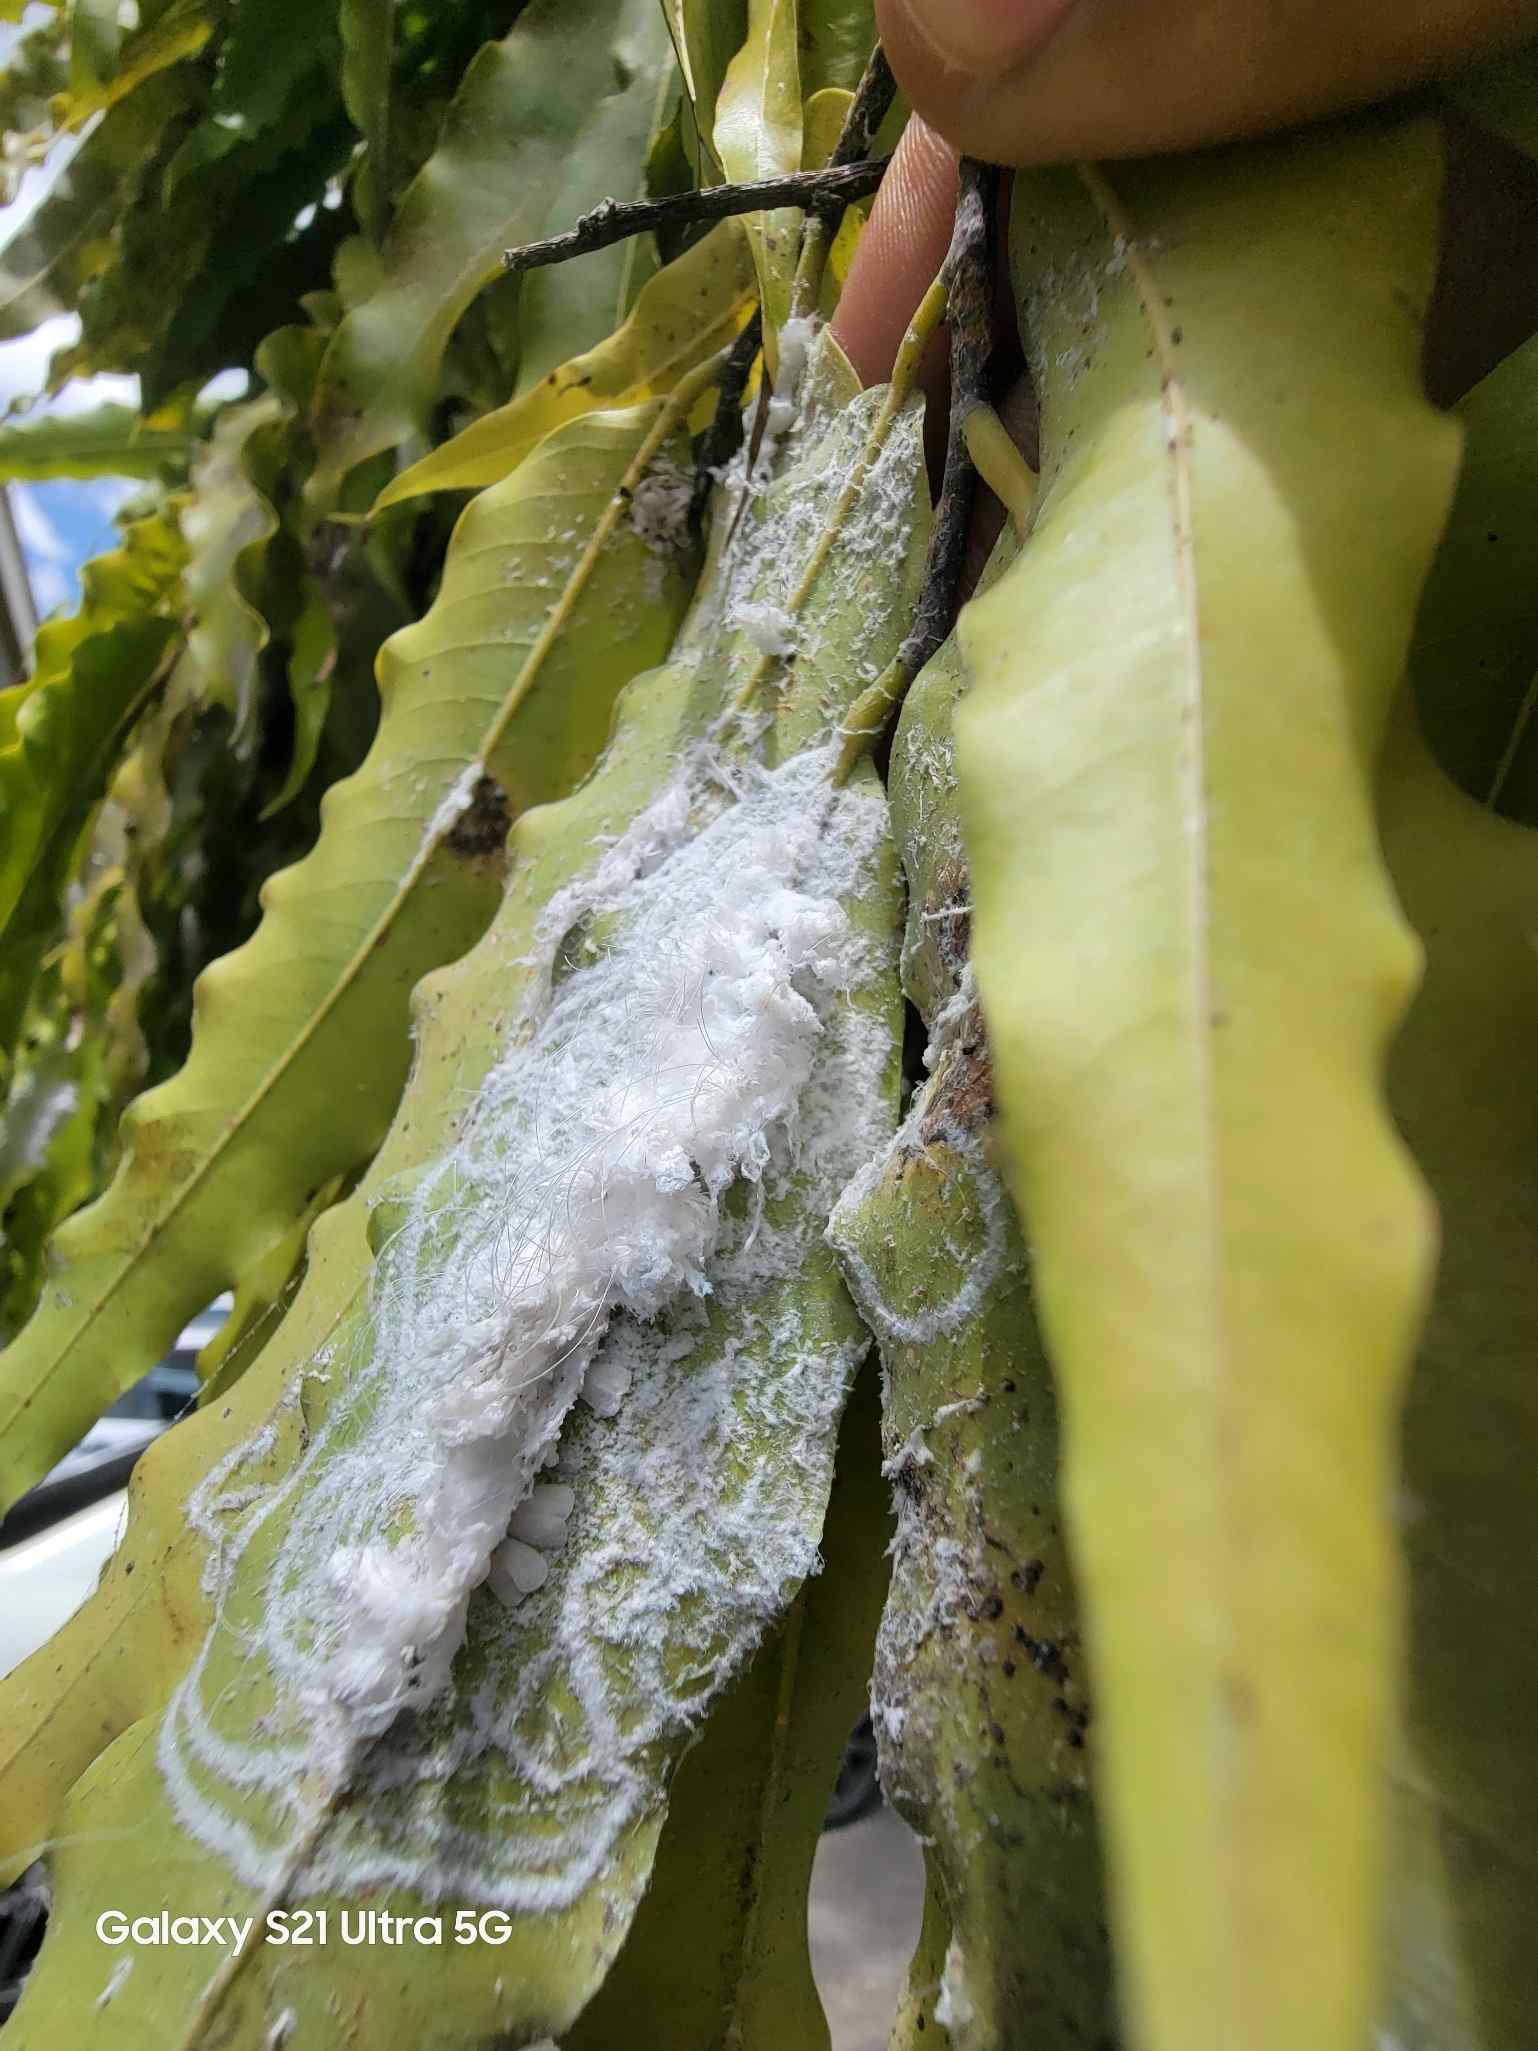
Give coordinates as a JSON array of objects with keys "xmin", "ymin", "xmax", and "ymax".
[
  {"xmin": 830, "ymin": 116, "xmax": 959, "ymax": 386},
  {"xmin": 875, "ymin": 0, "xmax": 1076, "ymax": 161}
]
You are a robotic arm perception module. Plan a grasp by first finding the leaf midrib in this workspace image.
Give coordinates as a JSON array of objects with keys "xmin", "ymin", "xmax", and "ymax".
[
  {"xmin": 1075, "ymin": 152, "xmax": 1231, "ymax": 1829},
  {"xmin": 0, "ymin": 404, "xmax": 676, "ymax": 1444}
]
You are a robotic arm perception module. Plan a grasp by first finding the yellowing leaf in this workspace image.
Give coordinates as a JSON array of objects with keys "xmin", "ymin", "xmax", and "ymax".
[
  {"xmin": 374, "ymin": 222, "xmax": 755, "ymax": 509},
  {"xmin": 955, "ymin": 123, "xmax": 1460, "ymax": 2051},
  {"xmin": 713, "ymin": 0, "xmax": 803, "ymax": 333}
]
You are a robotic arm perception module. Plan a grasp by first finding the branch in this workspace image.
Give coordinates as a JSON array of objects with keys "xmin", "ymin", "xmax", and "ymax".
[
  {"xmin": 825, "ymin": 47, "xmax": 896, "ymax": 170},
  {"xmin": 503, "ymin": 161, "xmax": 887, "ymax": 275},
  {"xmin": 897, "ymin": 158, "xmax": 997, "ymax": 683},
  {"xmin": 690, "ymin": 309, "xmax": 764, "ymax": 535},
  {"xmin": 835, "ymin": 158, "xmax": 1001, "ymax": 781}
]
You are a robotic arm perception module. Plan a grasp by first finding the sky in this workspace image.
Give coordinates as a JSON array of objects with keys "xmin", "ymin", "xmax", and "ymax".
[{"xmin": 0, "ymin": 10, "xmax": 151, "ymax": 625}]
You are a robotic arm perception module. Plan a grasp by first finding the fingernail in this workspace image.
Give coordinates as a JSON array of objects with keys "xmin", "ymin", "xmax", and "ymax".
[{"xmin": 894, "ymin": 0, "xmax": 1072, "ymax": 76}]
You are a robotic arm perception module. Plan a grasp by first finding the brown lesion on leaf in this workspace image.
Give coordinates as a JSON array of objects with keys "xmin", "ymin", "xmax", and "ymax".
[{"xmin": 444, "ymin": 774, "xmax": 512, "ymax": 867}]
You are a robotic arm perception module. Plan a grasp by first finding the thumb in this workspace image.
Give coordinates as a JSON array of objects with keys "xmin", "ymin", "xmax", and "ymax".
[{"xmin": 876, "ymin": 0, "xmax": 1538, "ymax": 166}]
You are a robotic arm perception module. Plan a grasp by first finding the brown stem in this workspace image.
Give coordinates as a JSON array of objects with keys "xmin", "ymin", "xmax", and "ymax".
[
  {"xmin": 503, "ymin": 162, "xmax": 887, "ymax": 275},
  {"xmin": 690, "ymin": 308, "xmax": 764, "ymax": 535},
  {"xmin": 834, "ymin": 157, "xmax": 1001, "ymax": 784},
  {"xmin": 897, "ymin": 157, "xmax": 997, "ymax": 684},
  {"xmin": 826, "ymin": 47, "xmax": 897, "ymax": 170}
]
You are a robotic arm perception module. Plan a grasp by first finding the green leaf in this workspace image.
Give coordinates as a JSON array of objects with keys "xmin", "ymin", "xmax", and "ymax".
[
  {"xmin": 162, "ymin": 0, "xmax": 338, "ymax": 200},
  {"xmin": 661, "ymin": 0, "xmax": 746, "ymax": 167},
  {"xmin": 713, "ymin": 0, "xmax": 803, "ymax": 334},
  {"xmin": 0, "ymin": 840, "xmax": 159, "ymax": 1339},
  {"xmin": 565, "ymin": 1366, "xmax": 893, "ymax": 2051},
  {"xmin": 307, "ymin": 0, "xmax": 677, "ymax": 512},
  {"xmin": 1376, "ymin": 694, "xmax": 1538, "ymax": 2047},
  {"xmin": 1410, "ymin": 329, "xmax": 1538, "ymax": 818},
  {"xmin": 0, "ymin": 1030, "xmax": 104, "ymax": 1344},
  {"xmin": 260, "ymin": 584, "xmax": 336, "ymax": 820},
  {"xmin": 170, "ymin": 395, "xmax": 284, "ymax": 745},
  {"xmin": 0, "ymin": 402, "xmax": 698, "ymax": 1520},
  {"xmin": 828, "ymin": 596, "xmax": 1114, "ymax": 2051},
  {"xmin": 801, "ymin": 0, "xmax": 876, "ymax": 98},
  {"xmin": 2, "ymin": 332, "xmax": 929, "ymax": 2051},
  {"xmin": 0, "ymin": 16, "xmax": 69, "ymax": 202},
  {"xmin": 954, "ymin": 122, "xmax": 1460, "ymax": 2051},
  {"xmin": 374, "ymin": 221, "xmax": 755, "ymax": 509},
  {"xmin": 49, "ymin": 0, "xmax": 210, "ymax": 131},
  {"xmin": 0, "ymin": 69, "xmax": 192, "ymax": 342},
  {"xmin": 340, "ymin": 0, "xmax": 393, "ymax": 244},
  {"xmin": 0, "ymin": 509, "xmax": 187, "ymax": 1064},
  {"xmin": 0, "ymin": 399, "xmax": 208, "ymax": 481},
  {"xmin": 67, "ymin": 0, "xmax": 121, "ymax": 97},
  {"xmin": 1446, "ymin": 42, "xmax": 1538, "ymax": 160},
  {"xmin": 507, "ymin": 4, "xmax": 675, "ymax": 398}
]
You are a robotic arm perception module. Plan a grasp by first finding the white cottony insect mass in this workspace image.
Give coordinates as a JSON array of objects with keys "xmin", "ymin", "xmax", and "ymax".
[
  {"xmin": 158, "ymin": 741, "xmax": 897, "ymax": 1904},
  {"xmin": 152, "ymin": 322, "xmax": 924, "ymax": 1914}
]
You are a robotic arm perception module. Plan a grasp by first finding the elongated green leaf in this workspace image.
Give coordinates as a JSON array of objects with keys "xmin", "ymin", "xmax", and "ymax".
[
  {"xmin": 49, "ymin": 0, "xmax": 209, "ymax": 130},
  {"xmin": 1375, "ymin": 706, "xmax": 1538, "ymax": 2050},
  {"xmin": 2, "ymin": 333, "xmax": 928, "ymax": 2051},
  {"xmin": 260, "ymin": 584, "xmax": 335, "ymax": 820},
  {"xmin": 801, "ymin": 0, "xmax": 875, "ymax": 97},
  {"xmin": 829, "ymin": 600, "xmax": 1113, "ymax": 2051},
  {"xmin": 0, "ymin": 828, "xmax": 160, "ymax": 1338},
  {"xmin": 508, "ymin": 3, "xmax": 675, "ymax": 396},
  {"xmin": 162, "ymin": 0, "xmax": 338, "ymax": 200},
  {"xmin": 1410, "ymin": 328, "xmax": 1538, "ymax": 818},
  {"xmin": 955, "ymin": 123, "xmax": 1460, "ymax": 2051},
  {"xmin": 340, "ymin": 0, "xmax": 393, "ymax": 243},
  {"xmin": 1448, "ymin": 43, "xmax": 1538, "ymax": 160},
  {"xmin": 0, "ymin": 510, "xmax": 187, "ymax": 1062},
  {"xmin": 0, "ymin": 70, "xmax": 190, "ymax": 340},
  {"xmin": 170, "ymin": 395, "xmax": 282, "ymax": 745},
  {"xmin": 713, "ymin": 0, "xmax": 802, "ymax": 333},
  {"xmin": 0, "ymin": 403, "xmax": 698, "ymax": 1518},
  {"xmin": 375, "ymin": 221, "xmax": 755, "ymax": 509},
  {"xmin": 67, "ymin": 0, "xmax": 120, "ymax": 96},
  {"xmin": 307, "ymin": 0, "xmax": 674, "ymax": 511},
  {"xmin": 0, "ymin": 398, "xmax": 208, "ymax": 480},
  {"xmin": 661, "ymin": 0, "xmax": 746, "ymax": 165},
  {"xmin": 138, "ymin": 107, "xmax": 356, "ymax": 410},
  {"xmin": 566, "ymin": 1367, "xmax": 893, "ymax": 2051},
  {"xmin": 0, "ymin": 16, "xmax": 68, "ymax": 202}
]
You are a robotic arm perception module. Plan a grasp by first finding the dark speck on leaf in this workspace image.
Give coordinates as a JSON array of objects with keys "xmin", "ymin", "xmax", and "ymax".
[{"xmin": 446, "ymin": 775, "xmax": 512, "ymax": 862}]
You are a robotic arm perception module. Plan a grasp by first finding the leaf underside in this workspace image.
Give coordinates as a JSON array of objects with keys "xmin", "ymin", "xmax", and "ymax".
[{"xmin": 956, "ymin": 121, "xmax": 1460, "ymax": 2051}]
